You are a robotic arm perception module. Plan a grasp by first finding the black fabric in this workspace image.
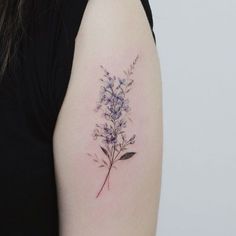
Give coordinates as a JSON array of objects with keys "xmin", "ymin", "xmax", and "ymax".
[{"xmin": 0, "ymin": 0, "xmax": 155, "ymax": 235}]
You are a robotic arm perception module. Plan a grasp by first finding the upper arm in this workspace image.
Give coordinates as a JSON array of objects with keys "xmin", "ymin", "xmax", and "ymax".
[{"xmin": 53, "ymin": 0, "xmax": 163, "ymax": 235}]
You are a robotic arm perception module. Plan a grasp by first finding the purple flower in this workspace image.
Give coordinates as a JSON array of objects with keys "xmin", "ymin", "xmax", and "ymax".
[
  {"xmin": 111, "ymin": 110, "xmax": 122, "ymax": 120},
  {"xmin": 103, "ymin": 132, "xmax": 117, "ymax": 145}
]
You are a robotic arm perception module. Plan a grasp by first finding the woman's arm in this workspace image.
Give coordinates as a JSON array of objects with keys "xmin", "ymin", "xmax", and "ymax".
[{"xmin": 53, "ymin": 0, "xmax": 163, "ymax": 235}]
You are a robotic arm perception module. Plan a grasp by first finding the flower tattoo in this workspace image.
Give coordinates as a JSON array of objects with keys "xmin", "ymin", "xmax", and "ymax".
[{"xmin": 88, "ymin": 55, "xmax": 139, "ymax": 198}]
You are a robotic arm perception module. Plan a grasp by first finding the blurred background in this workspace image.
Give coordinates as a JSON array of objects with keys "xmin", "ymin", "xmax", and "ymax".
[{"xmin": 148, "ymin": 0, "xmax": 236, "ymax": 235}]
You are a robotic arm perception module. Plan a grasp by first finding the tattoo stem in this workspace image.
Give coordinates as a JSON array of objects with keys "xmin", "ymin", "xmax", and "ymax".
[
  {"xmin": 107, "ymin": 175, "xmax": 110, "ymax": 190},
  {"xmin": 96, "ymin": 164, "xmax": 112, "ymax": 198}
]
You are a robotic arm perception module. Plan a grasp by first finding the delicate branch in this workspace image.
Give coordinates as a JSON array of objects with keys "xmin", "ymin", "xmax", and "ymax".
[{"xmin": 96, "ymin": 164, "xmax": 113, "ymax": 198}]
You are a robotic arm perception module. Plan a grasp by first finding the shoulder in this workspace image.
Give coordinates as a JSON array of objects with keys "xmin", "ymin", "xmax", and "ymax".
[{"xmin": 75, "ymin": 0, "xmax": 155, "ymax": 43}]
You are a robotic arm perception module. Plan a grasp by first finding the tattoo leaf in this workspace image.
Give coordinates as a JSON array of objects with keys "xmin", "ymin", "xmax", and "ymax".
[
  {"xmin": 102, "ymin": 160, "xmax": 109, "ymax": 166},
  {"xmin": 100, "ymin": 146, "xmax": 109, "ymax": 158},
  {"xmin": 119, "ymin": 152, "xmax": 136, "ymax": 160}
]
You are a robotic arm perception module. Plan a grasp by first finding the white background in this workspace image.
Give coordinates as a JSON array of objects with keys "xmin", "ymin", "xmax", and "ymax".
[{"xmin": 148, "ymin": 0, "xmax": 236, "ymax": 236}]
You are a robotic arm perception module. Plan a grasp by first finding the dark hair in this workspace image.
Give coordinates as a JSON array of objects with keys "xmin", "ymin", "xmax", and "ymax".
[{"xmin": 0, "ymin": 0, "xmax": 25, "ymax": 80}]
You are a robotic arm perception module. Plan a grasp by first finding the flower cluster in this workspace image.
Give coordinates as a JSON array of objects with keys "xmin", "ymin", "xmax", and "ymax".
[
  {"xmin": 93, "ymin": 66, "xmax": 135, "ymax": 148},
  {"xmin": 96, "ymin": 70, "xmax": 133, "ymax": 120}
]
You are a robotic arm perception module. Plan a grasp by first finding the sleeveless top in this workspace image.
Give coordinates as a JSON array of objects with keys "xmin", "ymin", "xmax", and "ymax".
[{"xmin": 0, "ymin": 0, "xmax": 155, "ymax": 235}]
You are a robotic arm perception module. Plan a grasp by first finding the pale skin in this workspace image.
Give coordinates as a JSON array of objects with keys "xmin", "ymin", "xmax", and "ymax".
[{"xmin": 53, "ymin": 0, "xmax": 163, "ymax": 235}]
